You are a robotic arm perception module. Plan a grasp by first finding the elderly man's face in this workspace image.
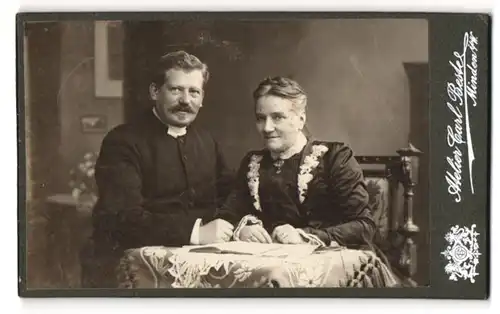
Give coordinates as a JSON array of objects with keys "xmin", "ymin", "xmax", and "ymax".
[
  {"xmin": 255, "ymin": 95, "xmax": 305, "ymax": 153},
  {"xmin": 150, "ymin": 68, "xmax": 204, "ymax": 127}
]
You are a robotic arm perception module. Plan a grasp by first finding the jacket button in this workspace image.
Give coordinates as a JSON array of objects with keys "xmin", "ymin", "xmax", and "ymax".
[{"xmin": 182, "ymin": 155, "xmax": 188, "ymax": 161}]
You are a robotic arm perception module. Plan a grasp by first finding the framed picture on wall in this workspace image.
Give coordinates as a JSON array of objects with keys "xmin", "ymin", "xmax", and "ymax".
[
  {"xmin": 80, "ymin": 114, "xmax": 108, "ymax": 133},
  {"xmin": 94, "ymin": 20, "xmax": 124, "ymax": 98}
]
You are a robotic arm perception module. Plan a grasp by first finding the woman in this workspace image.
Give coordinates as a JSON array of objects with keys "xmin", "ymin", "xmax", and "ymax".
[{"xmin": 215, "ymin": 76, "xmax": 376, "ymax": 249}]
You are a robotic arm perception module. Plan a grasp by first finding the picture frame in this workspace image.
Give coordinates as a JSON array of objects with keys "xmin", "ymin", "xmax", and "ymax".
[
  {"xmin": 94, "ymin": 20, "xmax": 123, "ymax": 98},
  {"xmin": 80, "ymin": 114, "xmax": 108, "ymax": 133}
]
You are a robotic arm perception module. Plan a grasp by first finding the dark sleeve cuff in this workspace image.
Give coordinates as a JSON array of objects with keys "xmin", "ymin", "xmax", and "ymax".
[
  {"xmin": 327, "ymin": 220, "xmax": 376, "ymax": 247},
  {"xmin": 114, "ymin": 205, "xmax": 203, "ymax": 248},
  {"xmin": 301, "ymin": 227, "xmax": 332, "ymax": 246}
]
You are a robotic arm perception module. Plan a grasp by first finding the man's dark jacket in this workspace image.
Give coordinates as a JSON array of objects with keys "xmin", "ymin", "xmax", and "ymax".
[{"xmin": 88, "ymin": 109, "xmax": 234, "ymax": 270}]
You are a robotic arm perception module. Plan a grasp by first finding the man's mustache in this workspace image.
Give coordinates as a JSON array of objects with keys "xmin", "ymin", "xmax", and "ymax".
[{"xmin": 170, "ymin": 104, "xmax": 196, "ymax": 114}]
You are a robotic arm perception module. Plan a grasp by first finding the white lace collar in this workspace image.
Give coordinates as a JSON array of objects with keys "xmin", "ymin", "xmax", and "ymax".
[
  {"xmin": 248, "ymin": 139, "xmax": 329, "ymax": 207},
  {"xmin": 269, "ymin": 132, "xmax": 308, "ymax": 160},
  {"xmin": 152, "ymin": 107, "xmax": 187, "ymax": 138}
]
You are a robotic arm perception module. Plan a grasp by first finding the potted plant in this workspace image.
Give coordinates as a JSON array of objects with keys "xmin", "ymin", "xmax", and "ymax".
[{"xmin": 69, "ymin": 152, "xmax": 99, "ymax": 214}]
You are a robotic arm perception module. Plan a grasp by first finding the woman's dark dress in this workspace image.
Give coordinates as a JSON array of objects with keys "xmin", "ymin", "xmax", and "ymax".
[{"xmin": 215, "ymin": 140, "xmax": 376, "ymax": 248}]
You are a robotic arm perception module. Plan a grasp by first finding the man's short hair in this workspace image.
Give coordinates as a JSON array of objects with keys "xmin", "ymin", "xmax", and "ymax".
[
  {"xmin": 151, "ymin": 50, "xmax": 210, "ymax": 87},
  {"xmin": 253, "ymin": 76, "xmax": 307, "ymax": 113}
]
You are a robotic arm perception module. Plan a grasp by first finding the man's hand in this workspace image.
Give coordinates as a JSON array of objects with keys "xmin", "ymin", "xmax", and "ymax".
[
  {"xmin": 272, "ymin": 224, "xmax": 305, "ymax": 244},
  {"xmin": 239, "ymin": 225, "xmax": 273, "ymax": 243},
  {"xmin": 198, "ymin": 219, "xmax": 234, "ymax": 245}
]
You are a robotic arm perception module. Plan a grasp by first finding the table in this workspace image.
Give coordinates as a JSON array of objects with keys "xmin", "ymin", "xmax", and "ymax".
[
  {"xmin": 117, "ymin": 245, "xmax": 399, "ymax": 288},
  {"xmin": 45, "ymin": 194, "xmax": 93, "ymax": 288}
]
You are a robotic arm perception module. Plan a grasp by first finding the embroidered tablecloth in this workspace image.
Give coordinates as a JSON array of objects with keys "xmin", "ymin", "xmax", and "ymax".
[{"xmin": 117, "ymin": 246, "xmax": 399, "ymax": 288}]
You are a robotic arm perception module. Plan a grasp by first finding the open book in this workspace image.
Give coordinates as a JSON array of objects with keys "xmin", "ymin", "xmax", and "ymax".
[{"xmin": 183, "ymin": 241, "xmax": 321, "ymax": 258}]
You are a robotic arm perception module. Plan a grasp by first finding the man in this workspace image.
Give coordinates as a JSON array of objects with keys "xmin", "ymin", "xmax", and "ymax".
[{"xmin": 86, "ymin": 51, "xmax": 235, "ymax": 286}]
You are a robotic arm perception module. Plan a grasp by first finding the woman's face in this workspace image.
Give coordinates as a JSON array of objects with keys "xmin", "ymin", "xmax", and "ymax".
[{"xmin": 255, "ymin": 95, "xmax": 305, "ymax": 153}]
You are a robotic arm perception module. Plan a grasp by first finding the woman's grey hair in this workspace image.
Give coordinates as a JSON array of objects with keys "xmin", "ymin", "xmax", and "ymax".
[{"xmin": 252, "ymin": 76, "xmax": 308, "ymax": 113}]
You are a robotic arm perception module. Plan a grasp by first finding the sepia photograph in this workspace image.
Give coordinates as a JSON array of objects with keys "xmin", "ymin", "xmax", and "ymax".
[{"xmin": 21, "ymin": 14, "xmax": 440, "ymax": 292}]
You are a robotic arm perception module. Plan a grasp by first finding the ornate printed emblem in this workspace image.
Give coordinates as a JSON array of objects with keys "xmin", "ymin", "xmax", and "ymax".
[
  {"xmin": 297, "ymin": 144, "xmax": 329, "ymax": 203},
  {"xmin": 441, "ymin": 224, "xmax": 481, "ymax": 283}
]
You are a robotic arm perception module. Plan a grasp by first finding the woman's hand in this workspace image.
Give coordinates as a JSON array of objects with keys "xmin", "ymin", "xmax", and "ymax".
[
  {"xmin": 272, "ymin": 224, "xmax": 305, "ymax": 244},
  {"xmin": 239, "ymin": 225, "xmax": 273, "ymax": 243}
]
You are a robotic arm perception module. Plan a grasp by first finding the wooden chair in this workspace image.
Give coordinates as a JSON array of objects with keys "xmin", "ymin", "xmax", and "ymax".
[{"xmin": 356, "ymin": 143, "xmax": 423, "ymax": 286}]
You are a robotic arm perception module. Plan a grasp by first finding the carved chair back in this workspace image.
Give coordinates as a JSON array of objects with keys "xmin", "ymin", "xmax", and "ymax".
[{"xmin": 356, "ymin": 144, "xmax": 422, "ymax": 286}]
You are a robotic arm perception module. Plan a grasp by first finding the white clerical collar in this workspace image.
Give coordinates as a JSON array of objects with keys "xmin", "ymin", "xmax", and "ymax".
[
  {"xmin": 270, "ymin": 132, "xmax": 308, "ymax": 160},
  {"xmin": 152, "ymin": 107, "xmax": 187, "ymax": 138}
]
